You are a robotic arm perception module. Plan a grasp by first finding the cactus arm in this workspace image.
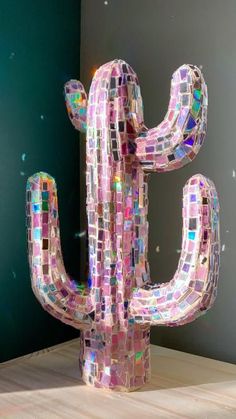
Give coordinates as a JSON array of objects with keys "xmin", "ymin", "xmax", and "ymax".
[
  {"xmin": 130, "ymin": 174, "xmax": 220, "ymax": 326},
  {"xmin": 64, "ymin": 80, "xmax": 87, "ymax": 132},
  {"xmin": 26, "ymin": 172, "xmax": 94, "ymax": 330},
  {"xmin": 135, "ymin": 64, "xmax": 208, "ymax": 172}
]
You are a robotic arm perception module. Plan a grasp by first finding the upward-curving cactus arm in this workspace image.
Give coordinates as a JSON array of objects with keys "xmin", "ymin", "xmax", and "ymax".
[
  {"xmin": 135, "ymin": 64, "xmax": 208, "ymax": 172},
  {"xmin": 129, "ymin": 174, "xmax": 220, "ymax": 326},
  {"xmin": 26, "ymin": 172, "xmax": 94, "ymax": 330}
]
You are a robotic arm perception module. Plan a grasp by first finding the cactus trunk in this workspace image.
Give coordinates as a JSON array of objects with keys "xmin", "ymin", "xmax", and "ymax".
[{"xmin": 79, "ymin": 325, "xmax": 150, "ymax": 390}]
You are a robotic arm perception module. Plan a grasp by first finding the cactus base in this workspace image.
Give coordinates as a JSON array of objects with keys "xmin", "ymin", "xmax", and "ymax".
[{"xmin": 79, "ymin": 325, "xmax": 151, "ymax": 391}]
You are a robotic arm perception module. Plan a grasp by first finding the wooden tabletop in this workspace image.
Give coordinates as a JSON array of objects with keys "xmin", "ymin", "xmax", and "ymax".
[{"xmin": 0, "ymin": 338, "xmax": 236, "ymax": 418}]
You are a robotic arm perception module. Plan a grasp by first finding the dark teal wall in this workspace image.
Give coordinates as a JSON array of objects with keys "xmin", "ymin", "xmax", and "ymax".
[{"xmin": 0, "ymin": 0, "xmax": 81, "ymax": 362}]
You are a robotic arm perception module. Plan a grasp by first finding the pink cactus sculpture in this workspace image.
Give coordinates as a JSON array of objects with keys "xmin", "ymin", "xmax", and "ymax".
[{"xmin": 26, "ymin": 60, "xmax": 220, "ymax": 391}]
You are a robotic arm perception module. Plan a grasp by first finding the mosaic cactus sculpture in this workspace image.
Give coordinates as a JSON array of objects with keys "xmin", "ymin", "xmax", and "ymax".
[{"xmin": 26, "ymin": 60, "xmax": 220, "ymax": 391}]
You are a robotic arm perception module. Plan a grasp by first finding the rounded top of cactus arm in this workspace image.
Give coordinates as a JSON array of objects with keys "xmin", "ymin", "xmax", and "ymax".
[
  {"xmin": 64, "ymin": 79, "xmax": 87, "ymax": 132},
  {"xmin": 135, "ymin": 64, "xmax": 208, "ymax": 172},
  {"xmin": 26, "ymin": 171, "xmax": 55, "ymax": 190}
]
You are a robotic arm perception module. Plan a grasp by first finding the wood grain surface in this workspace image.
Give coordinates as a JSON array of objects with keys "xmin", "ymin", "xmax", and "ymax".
[{"xmin": 1, "ymin": 339, "xmax": 236, "ymax": 418}]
